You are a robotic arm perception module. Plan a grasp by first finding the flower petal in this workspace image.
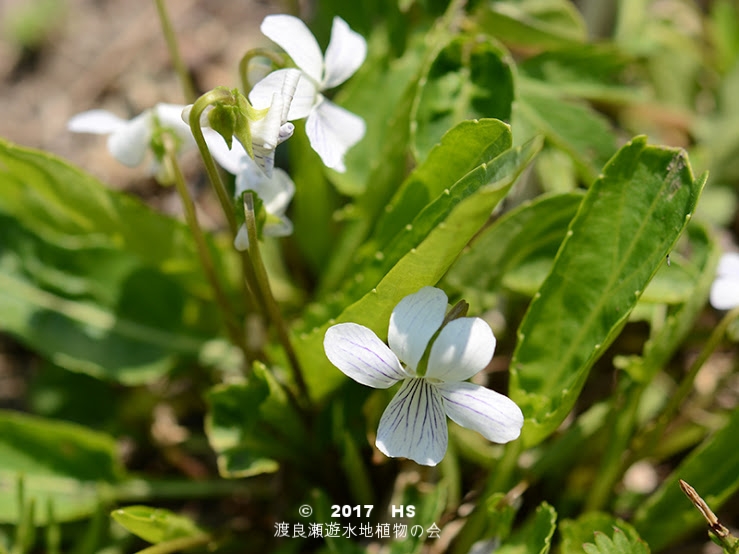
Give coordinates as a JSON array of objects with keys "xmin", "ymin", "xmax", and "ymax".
[
  {"xmin": 710, "ymin": 276, "xmax": 739, "ymax": 310},
  {"xmin": 206, "ymin": 132, "xmax": 247, "ymax": 174},
  {"xmin": 305, "ymin": 98, "xmax": 366, "ymax": 172},
  {"xmin": 250, "ymin": 70, "xmax": 316, "ymax": 120},
  {"xmin": 437, "ymin": 381, "xmax": 523, "ymax": 444},
  {"xmin": 236, "ymin": 162, "xmax": 294, "ymax": 216},
  {"xmin": 376, "ymin": 378, "xmax": 448, "ymax": 466},
  {"xmin": 322, "ymin": 17, "xmax": 367, "ymax": 89},
  {"xmin": 324, "ymin": 323, "xmax": 407, "ymax": 389},
  {"xmin": 153, "ymin": 103, "xmax": 195, "ymax": 146},
  {"xmin": 388, "ymin": 286, "xmax": 447, "ymax": 373},
  {"xmin": 67, "ymin": 109, "xmax": 127, "ymax": 134},
  {"xmin": 233, "ymin": 224, "xmax": 250, "ymax": 251},
  {"xmin": 107, "ymin": 111, "xmax": 151, "ymax": 167},
  {"xmin": 425, "ymin": 317, "xmax": 495, "ymax": 382},
  {"xmin": 260, "ymin": 14, "xmax": 323, "ymax": 84}
]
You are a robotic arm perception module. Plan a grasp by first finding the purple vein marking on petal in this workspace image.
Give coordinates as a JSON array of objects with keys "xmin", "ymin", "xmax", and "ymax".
[
  {"xmin": 338, "ymin": 327, "xmax": 403, "ymax": 382},
  {"xmin": 441, "ymin": 389, "xmax": 516, "ymax": 425}
]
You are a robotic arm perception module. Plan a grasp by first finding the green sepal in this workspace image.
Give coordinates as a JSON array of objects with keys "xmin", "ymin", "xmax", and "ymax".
[{"xmin": 206, "ymin": 87, "xmax": 258, "ymax": 159}]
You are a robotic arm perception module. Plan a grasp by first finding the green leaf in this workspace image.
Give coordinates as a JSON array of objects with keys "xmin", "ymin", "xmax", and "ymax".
[
  {"xmin": 0, "ymin": 410, "xmax": 121, "ymax": 524},
  {"xmin": 0, "ymin": 214, "xmax": 217, "ymax": 384},
  {"xmin": 205, "ymin": 363, "xmax": 308, "ymax": 477},
  {"xmin": 509, "ymin": 137, "xmax": 706, "ymax": 448},
  {"xmin": 111, "ymin": 505, "xmax": 204, "ymax": 544},
  {"xmin": 514, "ymin": 87, "xmax": 618, "ymax": 184},
  {"xmin": 0, "ymin": 140, "xmax": 230, "ymax": 383},
  {"xmin": 496, "ymin": 502, "xmax": 557, "ymax": 554},
  {"xmin": 411, "ymin": 34, "xmax": 514, "ymax": 161},
  {"xmin": 582, "ymin": 529, "xmax": 650, "ymax": 554},
  {"xmin": 295, "ymin": 130, "xmax": 542, "ymax": 401},
  {"xmin": 445, "ymin": 191, "xmax": 584, "ymax": 307},
  {"xmin": 560, "ymin": 513, "xmax": 647, "ymax": 554},
  {"xmin": 518, "ymin": 45, "xmax": 647, "ymax": 104},
  {"xmin": 633, "ymin": 407, "xmax": 739, "ymax": 550},
  {"xmin": 473, "ymin": 0, "xmax": 587, "ymax": 49}
]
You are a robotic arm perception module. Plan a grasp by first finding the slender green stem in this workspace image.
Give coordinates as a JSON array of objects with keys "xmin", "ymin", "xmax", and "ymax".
[
  {"xmin": 451, "ymin": 440, "xmax": 522, "ymax": 554},
  {"xmin": 238, "ymin": 49, "xmax": 286, "ymax": 94},
  {"xmin": 163, "ymin": 135, "xmax": 248, "ymax": 360},
  {"xmin": 631, "ymin": 305, "xmax": 739, "ymax": 462},
  {"xmin": 135, "ymin": 534, "xmax": 212, "ymax": 554},
  {"xmin": 243, "ymin": 193, "xmax": 310, "ymax": 407},
  {"xmin": 584, "ymin": 377, "xmax": 641, "ymax": 511},
  {"xmin": 153, "ymin": 0, "xmax": 196, "ymax": 104},
  {"xmin": 188, "ymin": 90, "xmax": 239, "ymax": 235}
]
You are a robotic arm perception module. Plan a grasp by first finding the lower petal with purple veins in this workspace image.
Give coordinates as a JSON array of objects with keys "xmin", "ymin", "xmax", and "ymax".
[{"xmin": 376, "ymin": 378, "xmax": 447, "ymax": 466}]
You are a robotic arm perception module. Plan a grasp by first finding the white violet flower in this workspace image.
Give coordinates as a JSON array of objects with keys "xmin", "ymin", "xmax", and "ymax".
[
  {"xmin": 232, "ymin": 155, "xmax": 295, "ymax": 251},
  {"xmin": 323, "ymin": 286, "xmax": 524, "ymax": 466},
  {"xmin": 193, "ymin": 69, "xmax": 300, "ymax": 178},
  {"xmin": 710, "ymin": 252, "xmax": 739, "ymax": 310},
  {"xmin": 250, "ymin": 14, "xmax": 367, "ymax": 172},
  {"xmin": 68, "ymin": 103, "xmax": 193, "ymax": 180}
]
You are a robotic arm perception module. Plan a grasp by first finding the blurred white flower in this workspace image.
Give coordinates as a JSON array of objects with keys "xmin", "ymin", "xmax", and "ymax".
[
  {"xmin": 232, "ymin": 156, "xmax": 295, "ymax": 251},
  {"xmin": 251, "ymin": 14, "xmax": 367, "ymax": 172},
  {"xmin": 324, "ymin": 287, "xmax": 523, "ymax": 466},
  {"xmin": 68, "ymin": 103, "xmax": 193, "ymax": 180},
  {"xmin": 710, "ymin": 252, "xmax": 739, "ymax": 310}
]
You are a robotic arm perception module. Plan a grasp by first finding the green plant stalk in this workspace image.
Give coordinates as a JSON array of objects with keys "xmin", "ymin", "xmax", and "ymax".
[
  {"xmin": 187, "ymin": 89, "xmax": 265, "ymax": 333},
  {"xmin": 584, "ymin": 377, "xmax": 641, "ymax": 512},
  {"xmin": 243, "ymin": 193, "xmax": 310, "ymax": 406},
  {"xmin": 187, "ymin": 89, "xmax": 239, "ymax": 236},
  {"xmin": 451, "ymin": 440, "xmax": 522, "ymax": 554},
  {"xmin": 45, "ymin": 500, "xmax": 60, "ymax": 554},
  {"xmin": 631, "ymin": 305, "xmax": 739, "ymax": 462},
  {"xmin": 134, "ymin": 534, "xmax": 212, "ymax": 554},
  {"xmin": 163, "ymin": 135, "xmax": 248, "ymax": 360},
  {"xmin": 238, "ymin": 48, "xmax": 286, "ymax": 94},
  {"xmin": 153, "ymin": 0, "xmax": 196, "ymax": 104}
]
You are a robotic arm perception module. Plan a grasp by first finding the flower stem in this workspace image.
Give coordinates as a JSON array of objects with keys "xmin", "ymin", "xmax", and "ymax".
[
  {"xmin": 153, "ymin": 0, "xmax": 196, "ymax": 104},
  {"xmin": 631, "ymin": 305, "xmax": 739, "ymax": 462},
  {"xmin": 162, "ymin": 135, "xmax": 248, "ymax": 361},
  {"xmin": 187, "ymin": 90, "xmax": 239, "ymax": 236},
  {"xmin": 243, "ymin": 192, "xmax": 310, "ymax": 407},
  {"xmin": 238, "ymin": 49, "xmax": 286, "ymax": 94}
]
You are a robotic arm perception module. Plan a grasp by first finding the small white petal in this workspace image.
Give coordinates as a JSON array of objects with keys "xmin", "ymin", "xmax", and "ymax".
[
  {"xmin": 234, "ymin": 224, "xmax": 250, "ymax": 251},
  {"xmin": 264, "ymin": 214, "xmax": 293, "ymax": 238},
  {"xmin": 425, "ymin": 317, "xmax": 496, "ymax": 383},
  {"xmin": 206, "ymin": 132, "xmax": 247, "ymax": 175},
  {"xmin": 67, "ymin": 109, "xmax": 127, "ymax": 134},
  {"xmin": 376, "ymin": 378, "xmax": 448, "ymax": 466},
  {"xmin": 717, "ymin": 252, "xmax": 739, "ymax": 278},
  {"xmin": 710, "ymin": 253, "xmax": 739, "ymax": 310},
  {"xmin": 323, "ymin": 17, "xmax": 367, "ymax": 89},
  {"xmin": 305, "ymin": 97, "xmax": 365, "ymax": 172},
  {"xmin": 324, "ymin": 323, "xmax": 407, "ymax": 389},
  {"xmin": 153, "ymin": 103, "xmax": 195, "ymax": 145},
  {"xmin": 388, "ymin": 287, "xmax": 447, "ymax": 373},
  {"xmin": 251, "ymin": 70, "xmax": 317, "ymax": 120},
  {"xmin": 236, "ymin": 162, "xmax": 294, "ymax": 216},
  {"xmin": 710, "ymin": 276, "xmax": 739, "ymax": 310},
  {"xmin": 107, "ymin": 111, "xmax": 152, "ymax": 167},
  {"xmin": 437, "ymin": 382, "xmax": 523, "ymax": 444},
  {"xmin": 261, "ymin": 14, "xmax": 324, "ymax": 84}
]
